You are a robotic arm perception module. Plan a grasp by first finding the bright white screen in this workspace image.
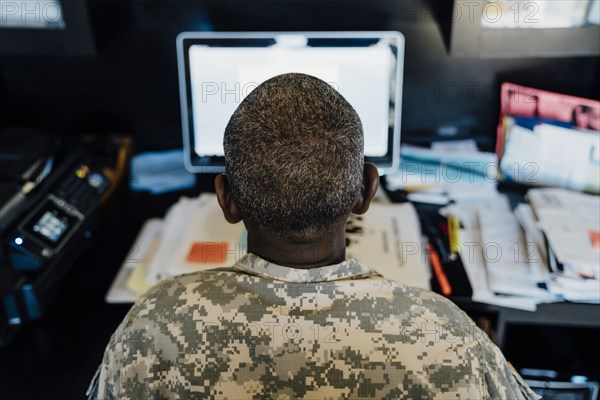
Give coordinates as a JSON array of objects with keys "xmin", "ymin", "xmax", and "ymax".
[{"xmin": 189, "ymin": 45, "xmax": 394, "ymax": 157}]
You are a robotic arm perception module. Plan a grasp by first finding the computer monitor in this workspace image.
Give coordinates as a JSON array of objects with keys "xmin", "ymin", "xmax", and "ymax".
[{"xmin": 177, "ymin": 31, "xmax": 404, "ymax": 174}]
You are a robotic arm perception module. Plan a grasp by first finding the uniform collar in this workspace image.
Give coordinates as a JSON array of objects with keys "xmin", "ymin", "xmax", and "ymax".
[{"xmin": 232, "ymin": 253, "xmax": 382, "ymax": 283}]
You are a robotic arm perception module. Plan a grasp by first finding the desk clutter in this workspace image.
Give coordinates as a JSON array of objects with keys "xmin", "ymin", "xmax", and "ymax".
[
  {"xmin": 387, "ymin": 83, "xmax": 600, "ymax": 205},
  {"xmin": 383, "ymin": 82, "xmax": 600, "ymax": 310},
  {"xmin": 129, "ymin": 149, "xmax": 196, "ymax": 195},
  {"xmin": 440, "ymin": 188, "xmax": 600, "ymax": 311},
  {"xmin": 106, "ymin": 193, "xmax": 431, "ymax": 303},
  {"xmin": 108, "ymin": 81, "xmax": 600, "ymax": 313},
  {"xmin": 107, "ymin": 186, "xmax": 599, "ymax": 312},
  {"xmin": 386, "ymin": 140, "xmax": 499, "ymax": 205},
  {"xmin": 385, "ymin": 145, "xmax": 599, "ymax": 310}
]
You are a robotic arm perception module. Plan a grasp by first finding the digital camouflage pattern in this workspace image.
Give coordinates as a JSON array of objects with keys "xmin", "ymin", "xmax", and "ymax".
[{"xmin": 89, "ymin": 253, "xmax": 539, "ymax": 399}]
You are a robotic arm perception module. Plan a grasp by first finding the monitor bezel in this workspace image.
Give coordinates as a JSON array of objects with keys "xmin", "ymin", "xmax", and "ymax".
[{"xmin": 177, "ymin": 31, "xmax": 404, "ymax": 175}]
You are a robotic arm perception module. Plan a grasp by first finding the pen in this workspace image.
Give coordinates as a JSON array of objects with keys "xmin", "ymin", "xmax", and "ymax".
[
  {"xmin": 448, "ymin": 215, "xmax": 462, "ymax": 255},
  {"xmin": 420, "ymin": 213, "xmax": 456, "ymax": 264},
  {"xmin": 427, "ymin": 243, "xmax": 452, "ymax": 297}
]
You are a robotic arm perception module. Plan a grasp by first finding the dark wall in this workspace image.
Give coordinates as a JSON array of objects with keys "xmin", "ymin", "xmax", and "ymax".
[{"xmin": 1, "ymin": 0, "xmax": 598, "ymax": 151}]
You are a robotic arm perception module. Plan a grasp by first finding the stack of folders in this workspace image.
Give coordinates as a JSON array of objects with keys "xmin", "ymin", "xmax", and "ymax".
[
  {"xmin": 500, "ymin": 119, "xmax": 599, "ymax": 193},
  {"xmin": 439, "ymin": 188, "xmax": 600, "ymax": 311},
  {"xmin": 496, "ymin": 82, "xmax": 599, "ymax": 194},
  {"xmin": 106, "ymin": 193, "xmax": 431, "ymax": 303}
]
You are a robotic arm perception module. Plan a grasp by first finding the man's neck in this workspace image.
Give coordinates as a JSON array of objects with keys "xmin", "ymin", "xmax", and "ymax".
[{"xmin": 246, "ymin": 224, "xmax": 347, "ymax": 269}]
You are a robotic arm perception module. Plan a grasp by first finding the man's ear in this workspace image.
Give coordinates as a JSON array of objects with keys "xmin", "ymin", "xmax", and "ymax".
[
  {"xmin": 214, "ymin": 174, "xmax": 243, "ymax": 224},
  {"xmin": 352, "ymin": 162, "xmax": 380, "ymax": 215}
]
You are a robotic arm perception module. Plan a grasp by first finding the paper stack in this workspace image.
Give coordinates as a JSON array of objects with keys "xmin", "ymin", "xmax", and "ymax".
[
  {"xmin": 106, "ymin": 194, "xmax": 247, "ymax": 303},
  {"xmin": 440, "ymin": 187, "xmax": 600, "ymax": 311},
  {"xmin": 344, "ymin": 202, "xmax": 431, "ymax": 290},
  {"xmin": 527, "ymin": 188, "xmax": 600, "ymax": 303},
  {"xmin": 386, "ymin": 140, "xmax": 499, "ymax": 205},
  {"xmin": 500, "ymin": 120, "xmax": 599, "ymax": 193},
  {"xmin": 440, "ymin": 194, "xmax": 557, "ymax": 311}
]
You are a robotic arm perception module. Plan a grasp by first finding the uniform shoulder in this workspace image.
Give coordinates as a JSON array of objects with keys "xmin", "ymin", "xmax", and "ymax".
[
  {"xmin": 117, "ymin": 267, "xmax": 241, "ymax": 330},
  {"xmin": 140, "ymin": 267, "xmax": 239, "ymax": 299},
  {"xmin": 381, "ymin": 278, "xmax": 477, "ymax": 327}
]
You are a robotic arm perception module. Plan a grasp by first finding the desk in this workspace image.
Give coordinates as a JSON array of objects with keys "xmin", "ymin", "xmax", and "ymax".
[
  {"xmin": 399, "ymin": 185, "xmax": 600, "ymax": 380},
  {"xmin": 0, "ymin": 179, "xmax": 598, "ymax": 399},
  {"xmin": 452, "ymin": 298, "xmax": 600, "ymax": 348}
]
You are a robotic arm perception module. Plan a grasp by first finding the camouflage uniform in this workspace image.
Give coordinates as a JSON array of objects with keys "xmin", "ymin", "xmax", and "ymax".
[{"xmin": 89, "ymin": 253, "xmax": 539, "ymax": 399}]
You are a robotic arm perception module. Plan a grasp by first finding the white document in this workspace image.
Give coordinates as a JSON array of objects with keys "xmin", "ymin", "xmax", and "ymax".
[
  {"xmin": 479, "ymin": 210, "xmax": 553, "ymax": 300},
  {"xmin": 501, "ymin": 123, "xmax": 600, "ymax": 193},
  {"xmin": 500, "ymin": 124, "xmax": 543, "ymax": 185},
  {"xmin": 537, "ymin": 210, "xmax": 600, "ymax": 279},
  {"xmin": 108, "ymin": 195, "xmax": 247, "ymax": 302},
  {"xmin": 514, "ymin": 203, "xmax": 549, "ymax": 274},
  {"xmin": 547, "ymin": 275, "xmax": 600, "ymax": 303},
  {"xmin": 146, "ymin": 197, "xmax": 205, "ymax": 283},
  {"xmin": 528, "ymin": 188, "xmax": 600, "ymax": 279},
  {"xmin": 535, "ymin": 124, "xmax": 599, "ymax": 193},
  {"xmin": 431, "ymin": 139, "xmax": 479, "ymax": 153},
  {"xmin": 441, "ymin": 195, "xmax": 547, "ymax": 311},
  {"xmin": 106, "ymin": 218, "xmax": 164, "ymax": 303},
  {"xmin": 346, "ymin": 202, "xmax": 430, "ymax": 289},
  {"xmin": 165, "ymin": 194, "xmax": 247, "ymax": 278}
]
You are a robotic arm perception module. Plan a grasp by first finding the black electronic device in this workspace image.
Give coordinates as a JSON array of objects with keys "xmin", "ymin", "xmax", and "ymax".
[
  {"xmin": 8, "ymin": 163, "xmax": 109, "ymax": 271},
  {"xmin": 0, "ymin": 128, "xmax": 57, "ymax": 232},
  {"xmin": 0, "ymin": 129, "xmax": 110, "ymax": 343}
]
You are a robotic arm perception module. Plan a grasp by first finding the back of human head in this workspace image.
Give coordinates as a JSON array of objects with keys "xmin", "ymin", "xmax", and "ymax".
[{"xmin": 224, "ymin": 73, "xmax": 364, "ymax": 241}]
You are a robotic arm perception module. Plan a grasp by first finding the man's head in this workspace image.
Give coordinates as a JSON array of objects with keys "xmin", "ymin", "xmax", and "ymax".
[{"xmin": 216, "ymin": 73, "xmax": 378, "ymax": 243}]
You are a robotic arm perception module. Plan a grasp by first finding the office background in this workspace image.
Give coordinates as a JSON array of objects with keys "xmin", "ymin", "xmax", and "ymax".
[
  {"xmin": 1, "ymin": 0, "xmax": 598, "ymax": 151},
  {"xmin": 1, "ymin": 1, "xmax": 599, "ymax": 399}
]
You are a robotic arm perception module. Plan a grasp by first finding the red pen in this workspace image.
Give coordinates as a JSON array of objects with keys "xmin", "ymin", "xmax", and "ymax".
[{"xmin": 427, "ymin": 243, "xmax": 452, "ymax": 297}]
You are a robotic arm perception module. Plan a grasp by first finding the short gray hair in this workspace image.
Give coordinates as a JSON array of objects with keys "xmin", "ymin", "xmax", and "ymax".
[{"xmin": 223, "ymin": 73, "xmax": 364, "ymax": 240}]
